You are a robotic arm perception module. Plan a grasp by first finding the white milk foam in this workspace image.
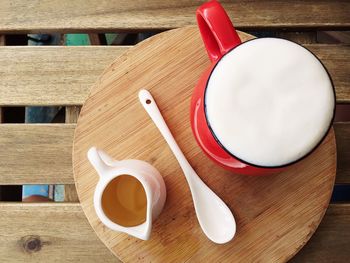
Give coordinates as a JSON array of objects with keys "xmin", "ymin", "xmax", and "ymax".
[{"xmin": 205, "ymin": 38, "xmax": 334, "ymax": 167}]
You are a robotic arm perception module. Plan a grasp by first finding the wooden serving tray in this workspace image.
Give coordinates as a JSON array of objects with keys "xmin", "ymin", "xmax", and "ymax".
[{"xmin": 72, "ymin": 26, "xmax": 336, "ymax": 262}]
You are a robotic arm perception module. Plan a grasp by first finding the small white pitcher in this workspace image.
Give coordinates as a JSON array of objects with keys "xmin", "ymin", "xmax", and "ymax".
[{"xmin": 87, "ymin": 147, "xmax": 166, "ymax": 240}]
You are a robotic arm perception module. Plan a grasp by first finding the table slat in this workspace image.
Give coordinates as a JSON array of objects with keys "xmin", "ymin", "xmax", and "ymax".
[
  {"xmin": 0, "ymin": 44, "xmax": 349, "ymax": 106},
  {"xmin": 0, "ymin": 0, "xmax": 349, "ymax": 33},
  {"xmin": 334, "ymin": 122, "xmax": 350, "ymax": 184},
  {"xmin": 0, "ymin": 203, "xmax": 117, "ymax": 262},
  {"xmin": 291, "ymin": 204, "xmax": 350, "ymax": 262},
  {"xmin": 0, "ymin": 203, "xmax": 348, "ymax": 262},
  {"xmin": 0, "ymin": 123, "xmax": 348, "ymax": 185},
  {"xmin": 0, "ymin": 124, "xmax": 75, "ymax": 184},
  {"xmin": 64, "ymin": 106, "xmax": 81, "ymax": 202},
  {"xmin": 305, "ymin": 44, "xmax": 350, "ymax": 103},
  {"xmin": 0, "ymin": 46, "xmax": 127, "ymax": 106}
]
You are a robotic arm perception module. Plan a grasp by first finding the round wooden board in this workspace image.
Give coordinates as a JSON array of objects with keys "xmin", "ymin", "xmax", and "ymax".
[{"xmin": 73, "ymin": 26, "xmax": 336, "ymax": 262}]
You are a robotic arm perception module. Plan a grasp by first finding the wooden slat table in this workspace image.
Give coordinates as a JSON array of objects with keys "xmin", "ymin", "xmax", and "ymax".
[
  {"xmin": 0, "ymin": 0, "xmax": 349, "ymax": 32},
  {"xmin": 0, "ymin": 0, "xmax": 349, "ymax": 262},
  {"xmin": 0, "ymin": 123, "xmax": 348, "ymax": 185},
  {"xmin": 0, "ymin": 45, "xmax": 348, "ymax": 105}
]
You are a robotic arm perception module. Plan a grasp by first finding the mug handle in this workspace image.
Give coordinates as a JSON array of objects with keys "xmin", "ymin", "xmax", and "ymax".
[{"xmin": 196, "ymin": 0, "xmax": 241, "ymax": 62}]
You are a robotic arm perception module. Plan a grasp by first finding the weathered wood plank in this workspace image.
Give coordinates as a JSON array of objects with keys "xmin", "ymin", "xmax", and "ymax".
[
  {"xmin": 0, "ymin": 122, "xmax": 348, "ymax": 185},
  {"xmin": 334, "ymin": 122, "xmax": 350, "ymax": 184},
  {"xmin": 64, "ymin": 184, "xmax": 79, "ymax": 203},
  {"xmin": 0, "ymin": 124, "xmax": 75, "ymax": 184},
  {"xmin": 0, "ymin": 35, "xmax": 4, "ymax": 124},
  {"xmin": 65, "ymin": 106, "xmax": 81, "ymax": 123},
  {"xmin": 0, "ymin": 0, "xmax": 349, "ymax": 33},
  {"xmin": 0, "ymin": 46, "xmax": 127, "ymax": 106},
  {"xmin": 0, "ymin": 203, "xmax": 118, "ymax": 262},
  {"xmin": 64, "ymin": 106, "xmax": 81, "ymax": 202},
  {"xmin": 291, "ymin": 204, "xmax": 350, "ymax": 262},
  {"xmin": 88, "ymin": 34, "xmax": 102, "ymax": 45},
  {"xmin": 276, "ymin": 32, "xmax": 317, "ymax": 44},
  {"xmin": 0, "ymin": 44, "xmax": 348, "ymax": 106},
  {"xmin": 304, "ymin": 44, "xmax": 350, "ymax": 103},
  {"xmin": 88, "ymin": 34, "xmax": 107, "ymax": 45},
  {"xmin": 0, "ymin": 35, "xmax": 5, "ymax": 45},
  {"xmin": 0, "ymin": 203, "xmax": 347, "ymax": 262}
]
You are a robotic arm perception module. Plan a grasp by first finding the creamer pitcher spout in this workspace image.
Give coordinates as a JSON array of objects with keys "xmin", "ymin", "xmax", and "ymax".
[{"xmin": 125, "ymin": 208, "xmax": 153, "ymax": 240}]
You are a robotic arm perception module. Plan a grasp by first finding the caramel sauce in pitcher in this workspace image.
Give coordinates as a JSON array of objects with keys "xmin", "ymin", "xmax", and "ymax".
[{"xmin": 101, "ymin": 175, "xmax": 147, "ymax": 227}]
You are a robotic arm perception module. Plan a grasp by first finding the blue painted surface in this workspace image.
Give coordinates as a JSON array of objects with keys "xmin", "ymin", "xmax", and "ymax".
[
  {"xmin": 331, "ymin": 185, "xmax": 350, "ymax": 202},
  {"xmin": 22, "ymin": 185, "xmax": 49, "ymax": 199},
  {"xmin": 54, "ymin": 185, "xmax": 65, "ymax": 201}
]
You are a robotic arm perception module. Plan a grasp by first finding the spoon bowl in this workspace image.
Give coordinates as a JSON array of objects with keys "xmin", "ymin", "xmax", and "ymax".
[{"xmin": 190, "ymin": 174, "xmax": 236, "ymax": 243}]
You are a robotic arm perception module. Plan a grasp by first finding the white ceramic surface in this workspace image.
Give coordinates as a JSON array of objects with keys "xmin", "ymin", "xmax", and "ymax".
[
  {"xmin": 205, "ymin": 38, "xmax": 335, "ymax": 167},
  {"xmin": 139, "ymin": 89, "xmax": 236, "ymax": 244},
  {"xmin": 87, "ymin": 147, "xmax": 166, "ymax": 240}
]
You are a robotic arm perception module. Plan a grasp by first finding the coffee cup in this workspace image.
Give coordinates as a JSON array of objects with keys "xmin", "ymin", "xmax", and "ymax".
[{"xmin": 190, "ymin": 0, "xmax": 335, "ymax": 175}]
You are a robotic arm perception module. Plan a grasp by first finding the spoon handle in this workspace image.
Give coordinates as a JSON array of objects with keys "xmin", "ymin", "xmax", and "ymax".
[{"xmin": 139, "ymin": 90, "xmax": 194, "ymax": 178}]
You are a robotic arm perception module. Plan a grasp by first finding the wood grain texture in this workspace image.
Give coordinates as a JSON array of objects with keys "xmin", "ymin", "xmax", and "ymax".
[
  {"xmin": 64, "ymin": 184, "xmax": 79, "ymax": 203},
  {"xmin": 334, "ymin": 122, "xmax": 350, "ymax": 184},
  {"xmin": 0, "ymin": 203, "xmax": 347, "ymax": 263},
  {"xmin": 88, "ymin": 34, "xmax": 102, "ymax": 45},
  {"xmin": 291, "ymin": 204, "xmax": 350, "ymax": 263},
  {"xmin": 73, "ymin": 27, "xmax": 337, "ymax": 262},
  {"xmin": 0, "ymin": 203, "xmax": 118, "ymax": 262},
  {"xmin": 0, "ymin": 122, "xmax": 347, "ymax": 185},
  {"xmin": 0, "ymin": 35, "xmax": 5, "ymax": 45},
  {"xmin": 0, "ymin": 43, "xmax": 348, "ymax": 106},
  {"xmin": 0, "ymin": 124, "xmax": 75, "ymax": 184},
  {"xmin": 276, "ymin": 32, "xmax": 317, "ymax": 44},
  {"xmin": 0, "ymin": 46, "xmax": 127, "ymax": 106},
  {"xmin": 0, "ymin": 0, "xmax": 349, "ymax": 33},
  {"xmin": 319, "ymin": 31, "xmax": 350, "ymax": 44},
  {"xmin": 304, "ymin": 44, "xmax": 350, "ymax": 103},
  {"xmin": 64, "ymin": 106, "xmax": 81, "ymax": 202},
  {"xmin": 65, "ymin": 106, "xmax": 81, "ymax": 123},
  {"xmin": 0, "ymin": 34, "xmax": 4, "ymax": 123}
]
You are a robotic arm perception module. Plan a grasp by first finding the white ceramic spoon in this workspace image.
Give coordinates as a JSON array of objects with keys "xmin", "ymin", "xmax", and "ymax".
[{"xmin": 139, "ymin": 89, "xmax": 236, "ymax": 244}]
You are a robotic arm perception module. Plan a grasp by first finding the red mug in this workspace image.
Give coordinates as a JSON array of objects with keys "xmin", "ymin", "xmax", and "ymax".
[{"xmin": 190, "ymin": 0, "xmax": 335, "ymax": 175}]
